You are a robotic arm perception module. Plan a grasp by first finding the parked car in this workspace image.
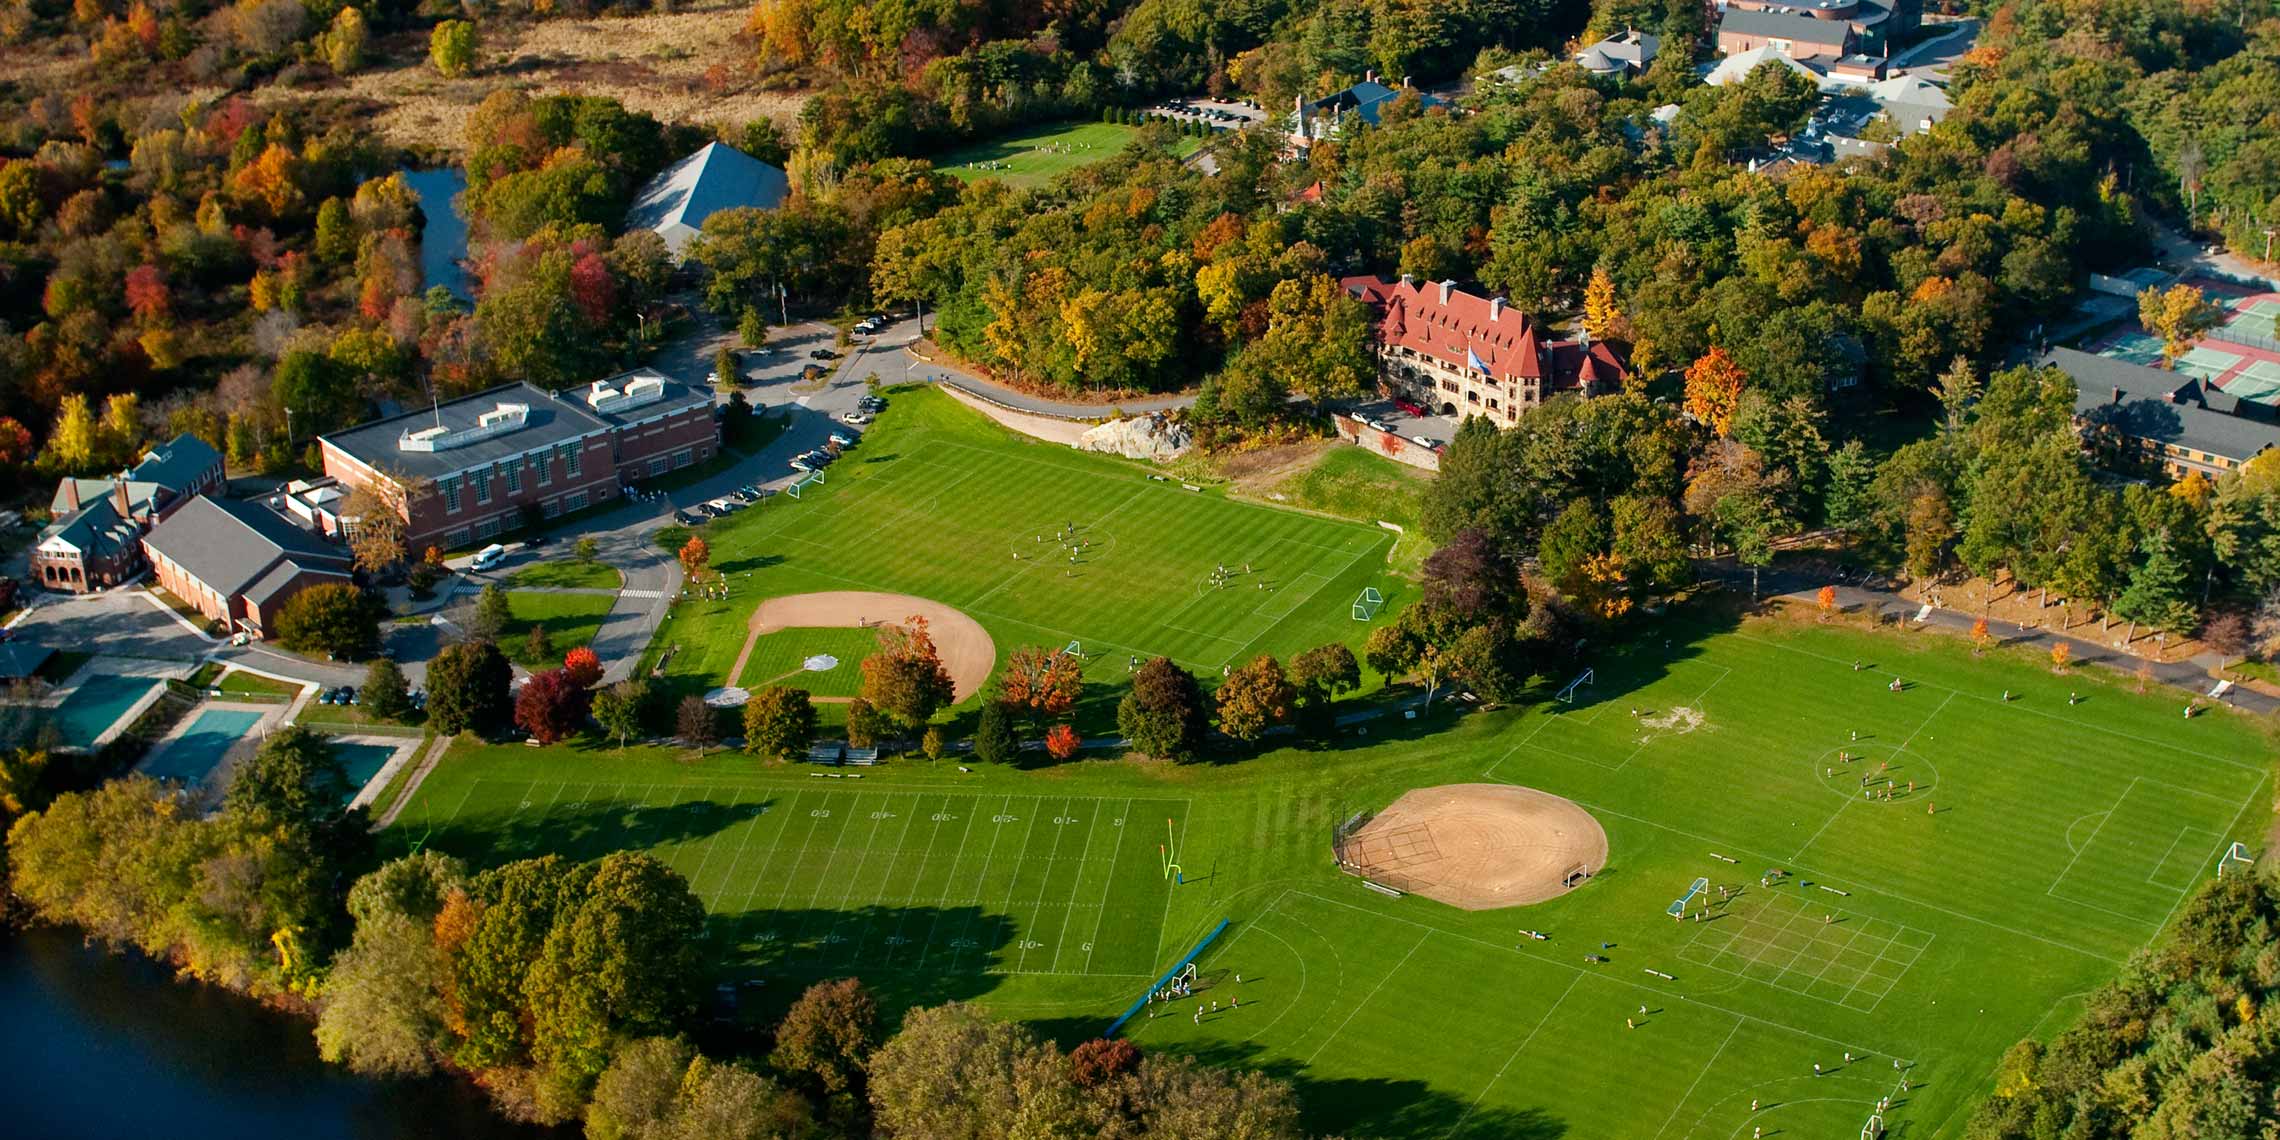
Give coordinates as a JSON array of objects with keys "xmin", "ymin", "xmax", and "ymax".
[
  {"xmin": 809, "ymin": 348, "xmax": 838, "ymax": 360},
  {"xmin": 828, "ymin": 431, "xmax": 856, "ymax": 449},
  {"xmin": 853, "ymin": 320, "xmax": 879, "ymax": 335},
  {"xmin": 706, "ymin": 497, "xmax": 742, "ymax": 514},
  {"xmin": 674, "ymin": 509, "xmax": 704, "ymax": 525},
  {"xmin": 1410, "ymin": 435, "xmax": 1437, "ymax": 449},
  {"xmin": 521, "ymin": 534, "xmax": 548, "ymax": 549},
  {"xmin": 839, "ymin": 411, "xmax": 871, "ymax": 426},
  {"xmin": 469, "ymin": 544, "xmax": 507, "ymax": 571},
  {"xmin": 857, "ymin": 395, "xmax": 886, "ymax": 412},
  {"xmin": 809, "ymin": 449, "xmax": 837, "ymax": 466},
  {"xmin": 790, "ymin": 456, "xmax": 815, "ymax": 473}
]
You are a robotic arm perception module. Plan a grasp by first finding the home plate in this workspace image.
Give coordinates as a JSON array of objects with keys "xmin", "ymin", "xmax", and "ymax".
[
  {"xmin": 803, "ymin": 654, "xmax": 840, "ymax": 672},
  {"xmin": 703, "ymin": 686, "xmax": 751, "ymax": 708}
]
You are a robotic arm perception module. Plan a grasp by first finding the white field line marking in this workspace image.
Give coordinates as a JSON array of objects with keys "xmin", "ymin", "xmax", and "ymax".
[
  {"xmin": 809, "ymin": 792, "xmax": 898, "ymax": 964},
  {"xmin": 1081, "ymin": 797, "xmax": 1138, "ymax": 974},
  {"xmin": 678, "ymin": 787, "xmax": 748, "ymax": 891},
  {"xmin": 1154, "ymin": 812, "xmax": 1191, "ymax": 962},
  {"xmin": 440, "ymin": 775, "xmax": 483, "ymax": 826},
  {"xmin": 1304, "ymin": 929, "xmax": 1430, "ymax": 1065},
  {"xmin": 1213, "ymin": 537, "xmax": 1383, "ymax": 672},
  {"xmin": 1046, "ymin": 797, "xmax": 1106, "ymax": 974},
  {"xmin": 901, "ymin": 794, "xmax": 982, "ymax": 964},
  {"xmin": 1446, "ymin": 973, "xmax": 1585, "ymax": 1138},
  {"xmin": 1615, "ymin": 665, "xmax": 1733, "ymax": 772},
  {"xmin": 1727, "ymin": 631, "xmax": 2259, "ymax": 771},
  {"xmin": 1290, "ymin": 888, "xmax": 1895, "ymax": 1058},
  {"xmin": 1015, "ymin": 798, "xmax": 1079, "ymax": 973},
  {"xmin": 2156, "ymin": 772, "xmax": 2270, "ymax": 935},
  {"xmin": 700, "ymin": 788, "xmax": 783, "ymax": 908},
  {"xmin": 750, "ymin": 790, "xmax": 828, "ymax": 916},
  {"xmin": 848, "ymin": 792, "xmax": 929, "ymax": 961},
  {"xmin": 1787, "ymin": 684, "xmax": 1944, "ymax": 863},
  {"xmin": 929, "ymin": 794, "xmax": 1014, "ymax": 970},
  {"xmin": 2046, "ymin": 777, "xmax": 2135, "ymax": 895},
  {"xmin": 1648, "ymin": 1020, "xmax": 1746, "ymax": 1140},
  {"xmin": 1239, "ymin": 919, "xmax": 1310, "ymax": 1042}
]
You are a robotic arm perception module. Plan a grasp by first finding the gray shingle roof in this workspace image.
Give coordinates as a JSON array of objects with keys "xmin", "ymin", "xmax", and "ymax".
[
  {"xmin": 38, "ymin": 496, "xmax": 140, "ymax": 558},
  {"xmin": 131, "ymin": 434, "xmax": 222, "ymax": 492},
  {"xmin": 320, "ymin": 382, "xmax": 612, "ymax": 484},
  {"xmin": 628, "ymin": 143, "xmax": 789, "ymax": 256},
  {"xmin": 1721, "ymin": 8, "xmax": 1854, "ymax": 47},
  {"xmin": 144, "ymin": 496, "xmax": 352, "ymax": 600},
  {"xmin": 2050, "ymin": 348, "xmax": 2280, "ymax": 462}
]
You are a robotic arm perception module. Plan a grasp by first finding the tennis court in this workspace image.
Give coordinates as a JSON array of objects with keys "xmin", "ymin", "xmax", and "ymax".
[
  {"xmin": 2222, "ymin": 298, "xmax": 2280, "ymax": 342},
  {"xmin": 2177, "ymin": 344, "xmax": 2243, "ymax": 383},
  {"xmin": 2224, "ymin": 358, "xmax": 2280, "ymax": 404}
]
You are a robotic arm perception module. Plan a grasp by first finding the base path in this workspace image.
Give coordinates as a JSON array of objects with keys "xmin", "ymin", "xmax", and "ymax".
[
  {"xmin": 729, "ymin": 591, "xmax": 997, "ymax": 701},
  {"xmin": 1341, "ymin": 783, "xmax": 1610, "ymax": 910}
]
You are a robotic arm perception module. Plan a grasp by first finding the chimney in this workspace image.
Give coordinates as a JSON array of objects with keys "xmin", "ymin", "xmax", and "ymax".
[
  {"xmin": 1366, "ymin": 70, "xmax": 1377, "ymax": 84},
  {"xmin": 1437, "ymin": 279, "xmax": 1455, "ymax": 305},
  {"xmin": 61, "ymin": 478, "xmax": 80, "ymax": 513},
  {"xmin": 1489, "ymin": 297, "xmax": 1506, "ymax": 321},
  {"xmin": 1402, "ymin": 75, "xmax": 1412, "ymax": 88},
  {"xmin": 112, "ymin": 475, "xmax": 131, "ymax": 519},
  {"xmin": 1399, "ymin": 272, "xmax": 1415, "ymax": 288}
]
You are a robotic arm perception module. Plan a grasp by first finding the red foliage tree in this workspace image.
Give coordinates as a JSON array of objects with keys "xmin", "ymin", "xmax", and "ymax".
[
  {"xmin": 1069, "ymin": 1037, "xmax": 1142, "ymax": 1087},
  {"xmin": 513, "ymin": 667, "xmax": 590, "ymax": 744},
  {"xmin": 0, "ymin": 417, "xmax": 32, "ymax": 468},
  {"xmin": 1044, "ymin": 723, "xmax": 1081, "ymax": 761},
  {"xmin": 568, "ymin": 251, "xmax": 617, "ymax": 324},
  {"xmin": 562, "ymin": 645, "xmax": 602, "ymax": 689},
  {"xmin": 124, "ymin": 263, "xmax": 170, "ymax": 324}
]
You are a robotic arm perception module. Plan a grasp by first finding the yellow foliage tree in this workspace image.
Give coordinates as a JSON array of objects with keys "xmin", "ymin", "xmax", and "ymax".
[
  {"xmin": 1582, "ymin": 267, "xmax": 1619, "ymax": 341},
  {"xmin": 230, "ymin": 142, "xmax": 304, "ymax": 218},
  {"xmin": 2137, "ymin": 283, "xmax": 2224, "ymax": 366},
  {"xmin": 1683, "ymin": 346, "xmax": 1747, "ymax": 438}
]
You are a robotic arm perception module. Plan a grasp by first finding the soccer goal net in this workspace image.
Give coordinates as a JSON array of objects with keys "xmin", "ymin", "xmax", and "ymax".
[
  {"xmin": 1352, "ymin": 587, "xmax": 1385, "ymax": 621},
  {"xmin": 1666, "ymin": 876, "xmax": 1709, "ymax": 919},
  {"xmin": 1556, "ymin": 668, "xmax": 1595, "ymax": 704},
  {"xmin": 2218, "ymin": 842, "xmax": 2255, "ymax": 876},
  {"xmin": 787, "ymin": 471, "xmax": 825, "ymax": 498}
]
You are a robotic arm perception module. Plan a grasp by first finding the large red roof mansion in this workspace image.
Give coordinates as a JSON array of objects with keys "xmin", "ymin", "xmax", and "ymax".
[{"xmin": 1339, "ymin": 275, "xmax": 1629, "ymax": 422}]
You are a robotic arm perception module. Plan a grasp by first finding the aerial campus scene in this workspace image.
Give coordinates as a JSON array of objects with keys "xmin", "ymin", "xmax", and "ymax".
[{"xmin": 6, "ymin": 2, "xmax": 2280, "ymax": 1139}]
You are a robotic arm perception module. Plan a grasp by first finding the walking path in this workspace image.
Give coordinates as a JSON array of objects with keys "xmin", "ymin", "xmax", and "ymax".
[
  {"xmin": 372, "ymin": 735, "xmax": 453, "ymax": 830},
  {"xmin": 909, "ymin": 337, "xmax": 1196, "ymax": 420}
]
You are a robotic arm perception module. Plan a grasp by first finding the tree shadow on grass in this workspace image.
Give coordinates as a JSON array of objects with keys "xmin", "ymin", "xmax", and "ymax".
[
  {"xmin": 1127, "ymin": 1036, "xmax": 1567, "ymax": 1139},
  {"xmin": 409, "ymin": 796, "xmax": 774, "ymax": 871},
  {"xmin": 691, "ymin": 906, "xmax": 1021, "ymax": 1045}
]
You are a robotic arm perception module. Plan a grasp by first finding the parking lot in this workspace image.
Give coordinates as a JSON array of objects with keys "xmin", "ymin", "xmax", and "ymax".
[
  {"xmin": 1143, "ymin": 96, "xmax": 1270, "ymax": 130},
  {"xmin": 1347, "ymin": 397, "xmax": 1459, "ymax": 452}
]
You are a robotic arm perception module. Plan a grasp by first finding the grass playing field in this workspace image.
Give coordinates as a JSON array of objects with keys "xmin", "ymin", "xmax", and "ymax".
[
  {"xmin": 935, "ymin": 120, "xmax": 1202, "ymax": 188},
  {"xmin": 641, "ymin": 387, "xmax": 1400, "ymax": 730},
  {"xmin": 504, "ymin": 592, "xmax": 616, "ymax": 665},
  {"xmin": 393, "ymin": 392, "xmax": 2277, "ymax": 1138},
  {"xmin": 734, "ymin": 627, "xmax": 882, "ymax": 695}
]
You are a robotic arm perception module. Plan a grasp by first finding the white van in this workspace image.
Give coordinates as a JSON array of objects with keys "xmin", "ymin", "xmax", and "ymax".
[{"xmin": 470, "ymin": 543, "xmax": 507, "ymax": 571}]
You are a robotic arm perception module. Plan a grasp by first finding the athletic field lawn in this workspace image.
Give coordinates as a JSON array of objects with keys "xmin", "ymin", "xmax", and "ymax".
[
  {"xmin": 639, "ymin": 386, "xmax": 1403, "ymax": 732},
  {"xmin": 734, "ymin": 627, "xmax": 883, "ymax": 696},
  {"xmin": 405, "ymin": 349, "xmax": 2274, "ymax": 1136},
  {"xmin": 936, "ymin": 121, "xmax": 1201, "ymax": 188},
  {"xmin": 504, "ymin": 592, "xmax": 615, "ymax": 664},
  {"xmin": 399, "ymin": 546, "xmax": 2276, "ymax": 1134},
  {"xmin": 509, "ymin": 560, "xmax": 622, "ymax": 590}
]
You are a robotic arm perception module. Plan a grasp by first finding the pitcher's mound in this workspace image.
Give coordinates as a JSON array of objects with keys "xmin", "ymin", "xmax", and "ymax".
[{"xmin": 1337, "ymin": 784, "xmax": 1609, "ymax": 910}]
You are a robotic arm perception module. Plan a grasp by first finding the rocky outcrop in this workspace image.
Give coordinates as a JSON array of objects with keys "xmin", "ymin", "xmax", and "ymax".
[{"xmin": 1078, "ymin": 413, "xmax": 1192, "ymax": 461}]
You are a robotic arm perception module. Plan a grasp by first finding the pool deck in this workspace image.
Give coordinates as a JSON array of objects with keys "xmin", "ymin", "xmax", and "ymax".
[{"xmin": 30, "ymin": 657, "xmax": 199, "ymax": 751}]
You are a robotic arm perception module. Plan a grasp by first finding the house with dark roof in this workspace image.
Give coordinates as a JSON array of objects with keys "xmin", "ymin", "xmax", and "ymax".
[
  {"xmin": 142, "ymin": 495, "xmax": 355, "ymax": 638},
  {"xmin": 29, "ymin": 433, "xmax": 224, "ymax": 594},
  {"xmin": 319, "ymin": 371, "xmax": 718, "ymax": 553},
  {"xmin": 1339, "ymin": 275, "xmax": 1629, "ymax": 423},
  {"xmin": 628, "ymin": 142, "xmax": 789, "ymax": 258},
  {"xmin": 2049, "ymin": 347, "xmax": 2280, "ymax": 479},
  {"xmin": 1576, "ymin": 29, "xmax": 1661, "ymax": 77},
  {"xmin": 1290, "ymin": 76, "xmax": 1445, "ymax": 147}
]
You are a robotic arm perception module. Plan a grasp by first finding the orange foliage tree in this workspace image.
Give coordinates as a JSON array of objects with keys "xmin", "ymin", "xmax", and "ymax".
[
  {"xmin": 997, "ymin": 645, "xmax": 1084, "ymax": 726},
  {"xmin": 563, "ymin": 646, "xmax": 602, "ymax": 689},
  {"xmin": 1044, "ymin": 724, "xmax": 1081, "ymax": 761},
  {"xmin": 678, "ymin": 534, "xmax": 710, "ymax": 579}
]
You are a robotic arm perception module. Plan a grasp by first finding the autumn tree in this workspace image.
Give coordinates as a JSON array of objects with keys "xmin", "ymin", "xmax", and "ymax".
[
  {"xmin": 514, "ymin": 668, "xmax": 589, "ymax": 745},
  {"xmin": 1215, "ymin": 654, "xmax": 1293, "ymax": 743},
  {"xmin": 1117, "ymin": 657, "xmax": 1207, "ymax": 761},
  {"xmin": 771, "ymin": 977, "xmax": 880, "ymax": 1111},
  {"xmin": 562, "ymin": 646, "xmax": 603, "ymax": 689},
  {"xmin": 2050, "ymin": 641, "xmax": 2071, "ymax": 672},
  {"xmin": 468, "ymin": 583, "xmax": 510, "ymax": 641},
  {"xmin": 1684, "ymin": 345, "xmax": 1747, "ymax": 438},
  {"xmin": 743, "ymin": 686, "xmax": 818, "ymax": 760},
  {"xmin": 275, "ymin": 583, "xmax": 383, "ymax": 659},
  {"xmin": 1582, "ymin": 266, "xmax": 1620, "ymax": 341},
  {"xmin": 1971, "ymin": 616, "xmax": 1992, "ymax": 654},
  {"xmin": 858, "ymin": 616, "xmax": 955, "ymax": 730},
  {"xmin": 323, "ymin": 6, "xmax": 367, "ymax": 73},
  {"xmin": 342, "ymin": 483, "xmax": 407, "ymax": 573},
  {"xmin": 1044, "ymin": 724, "xmax": 1081, "ymax": 761},
  {"xmin": 1817, "ymin": 584, "xmax": 1837, "ymax": 621},
  {"xmin": 996, "ymin": 645, "xmax": 1083, "ymax": 728},
  {"xmin": 429, "ymin": 19, "xmax": 477, "ymax": 77},
  {"xmin": 678, "ymin": 534, "xmax": 710, "ymax": 579},
  {"xmin": 675, "ymin": 694, "xmax": 717, "ymax": 748},
  {"xmin": 2138, "ymin": 283, "xmax": 2224, "ymax": 366}
]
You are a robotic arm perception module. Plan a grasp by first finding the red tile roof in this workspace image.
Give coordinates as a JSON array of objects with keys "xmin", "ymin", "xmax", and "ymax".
[{"xmin": 1339, "ymin": 275, "xmax": 1626, "ymax": 389}]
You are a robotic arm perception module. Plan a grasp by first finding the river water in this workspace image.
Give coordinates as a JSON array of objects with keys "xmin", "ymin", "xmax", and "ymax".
[{"xmin": 0, "ymin": 925, "xmax": 556, "ymax": 1140}]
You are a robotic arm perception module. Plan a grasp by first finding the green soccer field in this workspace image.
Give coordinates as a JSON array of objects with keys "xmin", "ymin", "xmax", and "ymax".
[
  {"xmin": 644, "ymin": 387, "xmax": 1401, "ymax": 726},
  {"xmin": 397, "ymin": 392, "xmax": 2276, "ymax": 1138},
  {"xmin": 936, "ymin": 121, "xmax": 1202, "ymax": 188}
]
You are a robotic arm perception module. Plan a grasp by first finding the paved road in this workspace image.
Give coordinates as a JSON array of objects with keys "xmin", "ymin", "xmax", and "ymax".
[{"xmin": 1893, "ymin": 18, "xmax": 1978, "ymax": 83}]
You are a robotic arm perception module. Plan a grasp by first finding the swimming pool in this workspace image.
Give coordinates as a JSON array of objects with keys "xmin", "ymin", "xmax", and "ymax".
[
  {"xmin": 142, "ymin": 709, "xmax": 265, "ymax": 788},
  {"xmin": 51, "ymin": 675, "xmax": 166, "ymax": 749},
  {"xmin": 331, "ymin": 742, "xmax": 400, "ymax": 804}
]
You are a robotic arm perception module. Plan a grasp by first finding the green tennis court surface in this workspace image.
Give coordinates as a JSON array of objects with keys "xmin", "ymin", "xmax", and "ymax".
[
  {"xmin": 2223, "ymin": 298, "xmax": 2280, "ymax": 341},
  {"xmin": 2177, "ymin": 344, "xmax": 2242, "ymax": 382}
]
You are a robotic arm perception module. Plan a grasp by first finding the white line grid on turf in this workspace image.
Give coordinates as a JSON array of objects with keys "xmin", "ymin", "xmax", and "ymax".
[
  {"xmin": 1678, "ymin": 891, "xmax": 1930, "ymax": 1013},
  {"xmin": 495, "ymin": 785, "xmax": 1186, "ymax": 978}
]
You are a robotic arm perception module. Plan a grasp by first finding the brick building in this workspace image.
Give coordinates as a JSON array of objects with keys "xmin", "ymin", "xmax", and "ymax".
[
  {"xmin": 1339, "ymin": 275, "xmax": 1630, "ymax": 423},
  {"xmin": 2053, "ymin": 348, "xmax": 2279, "ymax": 480},
  {"xmin": 143, "ymin": 495, "xmax": 355, "ymax": 638},
  {"xmin": 1713, "ymin": 0, "xmax": 1921, "ymax": 61},
  {"xmin": 317, "ymin": 370, "xmax": 717, "ymax": 553},
  {"xmin": 29, "ymin": 434, "xmax": 224, "ymax": 594}
]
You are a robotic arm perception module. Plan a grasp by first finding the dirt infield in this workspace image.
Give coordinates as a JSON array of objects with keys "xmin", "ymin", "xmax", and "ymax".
[
  {"xmin": 1340, "ymin": 784, "xmax": 1609, "ymax": 910},
  {"xmin": 727, "ymin": 592, "xmax": 996, "ymax": 702}
]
